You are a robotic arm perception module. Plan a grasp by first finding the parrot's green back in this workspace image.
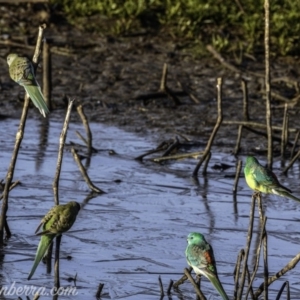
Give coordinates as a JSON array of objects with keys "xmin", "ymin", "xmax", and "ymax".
[
  {"xmin": 244, "ymin": 156, "xmax": 300, "ymax": 202},
  {"xmin": 7, "ymin": 53, "xmax": 49, "ymax": 117},
  {"xmin": 185, "ymin": 233, "xmax": 229, "ymax": 300},
  {"xmin": 28, "ymin": 201, "xmax": 80, "ymax": 280}
]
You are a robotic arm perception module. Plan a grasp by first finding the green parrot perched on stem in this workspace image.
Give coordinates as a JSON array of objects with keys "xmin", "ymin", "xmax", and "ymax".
[
  {"xmin": 7, "ymin": 53, "xmax": 49, "ymax": 117},
  {"xmin": 27, "ymin": 201, "xmax": 81, "ymax": 280},
  {"xmin": 244, "ymin": 156, "xmax": 300, "ymax": 202},
  {"xmin": 185, "ymin": 232, "xmax": 229, "ymax": 300}
]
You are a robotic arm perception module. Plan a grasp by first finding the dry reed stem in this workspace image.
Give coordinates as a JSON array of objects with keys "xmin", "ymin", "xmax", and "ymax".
[
  {"xmin": 233, "ymin": 249, "xmax": 245, "ymax": 298},
  {"xmin": 290, "ymin": 130, "xmax": 299, "ymax": 159},
  {"xmin": 173, "ymin": 266, "xmax": 192, "ymax": 288},
  {"xmin": 159, "ymin": 63, "xmax": 181, "ymax": 106},
  {"xmin": 264, "ymin": 0, "xmax": 273, "ymax": 169},
  {"xmin": 276, "ymin": 281, "xmax": 290, "ymax": 300},
  {"xmin": 43, "ymin": 38, "xmax": 52, "ymax": 110},
  {"xmin": 232, "ymin": 160, "xmax": 242, "ymax": 194},
  {"xmin": 242, "ymin": 79, "xmax": 249, "ymax": 121},
  {"xmin": 0, "ymin": 180, "xmax": 20, "ymax": 201},
  {"xmin": 52, "ymin": 99, "xmax": 74, "ymax": 205},
  {"xmin": 237, "ymin": 195, "xmax": 256, "ymax": 299},
  {"xmin": 283, "ymin": 148, "xmax": 300, "ymax": 174},
  {"xmin": 263, "ymin": 227, "xmax": 269, "ymax": 300},
  {"xmin": 202, "ymin": 151, "xmax": 211, "ymax": 175},
  {"xmin": 158, "ymin": 275, "xmax": 164, "ymax": 296},
  {"xmin": 234, "ymin": 125, "xmax": 243, "ymax": 155},
  {"xmin": 76, "ymin": 104, "xmax": 93, "ymax": 155},
  {"xmin": 71, "ymin": 148, "xmax": 104, "ymax": 194},
  {"xmin": 153, "ymin": 151, "xmax": 204, "ymax": 162},
  {"xmin": 193, "ymin": 78, "xmax": 223, "ymax": 177},
  {"xmin": 96, "ymin": 283, "xmax": 104, "ymax": 298},
  {"xmin": 184, "ymin": 268, "xmax": 207, "ymax": 300},
  {"xmin": 222, "ymin": 120, "xmax": 297, "ymax": 133},
  {"xmin": 167, "ymin": 279, "xmax": 173, "ymax": 295},
  {"xmin": 54, "ymin": 235, "xmax": 62, "ymax": 292},
  {"xmin": 281, "ymin": 104, "xmax": 288, "ymax": 158},
  {"xmin": 0, "ymin": 24, "xmax": 46, "ymax": 243}
]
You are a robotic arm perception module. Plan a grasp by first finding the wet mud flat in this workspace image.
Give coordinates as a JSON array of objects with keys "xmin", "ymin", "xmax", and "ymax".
[{"xmin": 0, "ymin": 113, "xmax": 300, "ymax": 299}]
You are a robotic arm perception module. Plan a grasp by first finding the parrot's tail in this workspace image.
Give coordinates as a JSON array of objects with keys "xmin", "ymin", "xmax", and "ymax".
[{"xmin": 24, "ymin": 85, "xmax": 49, "ymax": 117}]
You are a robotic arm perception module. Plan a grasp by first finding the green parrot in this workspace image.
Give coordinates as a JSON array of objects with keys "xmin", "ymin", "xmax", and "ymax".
[
  {"xmin": 28, "ymin": 201, "xmax": 81, "ymax": 280},
  {"xmin": 244, "ymin": 156, "xmax": 300, "ymax": 202},
  {"xmin": 7, "ymin": 53, "xmax": 49, "ymax": 117},
  {"xmin": 185, "ymin": 232, "xmax": 229, "ymax": 300}
]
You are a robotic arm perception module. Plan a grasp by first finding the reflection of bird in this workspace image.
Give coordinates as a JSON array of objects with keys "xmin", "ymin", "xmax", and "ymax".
[
  {"xmin": 28, "ymin": 201, "xmax": 81, "ymax": 280},
  {"xmin": 244, "ymin": 156, "xmax": 300, "ymax": 202},
  {"xmin": 7, "ymin": 53, "xmax": 49, "ymax": 117},
  {"xmin": 185, "ymin": 232, "xmax": 229, "ymax": 300}
]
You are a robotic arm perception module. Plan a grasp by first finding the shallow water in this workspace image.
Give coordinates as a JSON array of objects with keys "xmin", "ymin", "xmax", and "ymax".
[{"xmin": 1, "ymin": 112, "xmax": 300, "ymax": 300}]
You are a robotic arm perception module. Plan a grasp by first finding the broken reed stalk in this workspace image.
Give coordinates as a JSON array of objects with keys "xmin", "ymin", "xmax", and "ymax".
[
  {"xmin": 222, "ymin": 120, "xmax": 297, "ymax": 133},
  {"xmin": 283, "ymin": 148, "xmax": 300, "ymax": 174},
  {"xmin": 263, "ymin": 226, "xmax": 269, "ymax": 300},
  {"xmin": 76, "ymin": 104, "xmax": 93, "ymax": 155},
  {"xmin": 281, "ymin": 104, "xmax": 288, "ymax": 158},
  {"xmin": 152, "ymin": 150, "xmax": 204, "ymax": 162},
  {"xmin": 264, "ymin": 0, "xmax": 273, "ymax": 169},
  {"xmin": 0, "ymin": 24, "xmax": 46, "ymax": 243},
  {"xmin": 233, "ymin": 125, "xmax": 243, "ymax": 155},
  {"xmin": 202, "ymin": 151, "xmax": 211, "ymax": 175},
  {"xmin": 161, "ymin": 137, "xmax": 179, "ymax": 157},
  {"xmin": 159, "ymin": 63, "xmax": 181, "ymax": 106},
  {"xmin": 232, "ymin": 160, "xmax": 242, "ymax": 194},
  {"xmin": 245, "ymin": 216, "xmax": 267, "ymax": 299},
  {"xmin": 254, "ymin": 251, "xmax": 300, "ymax": 297},
  {"xmin": 245, "ymin": 265, "xmax": 254, "ymax": 299},
  {"xmin": 96, "ymin": 283, "xmax": 104, "ymax": 298},
  {"xmin": 241, "ymin": 79, "xmax": 249, "ymax": 121},
  {"xmin": 237, "ymin": 194, "xmax": 256, "ymax": 299},
  {"xmin": 158, "ymin": 276, "xmax": 164, "ymax": 297},
  {"xmin": 167, "ymin": 279, "xmax": 173, "ymax": 295},
  {"xmin": 233, "ymin": 249, "xmax": 245, "ymax": 299},
  {"xmin": 71, "ymin": 148, "xmax": 105, "ymax": 194},
  {"xmin": 52, "ymin": 99, "xmax": 74, "ymax": 204},
  {"xmin": 32, "ymin": 293, "xmax": 40, "ymax": 300},
  {"xmin": 276, "ymin": 281, "xmax": 290, "ymax": 300},
  {"xmin": 43, "ymin": 38, "xmax": 51, "ymax": 110},
  {"xmin": 192, "ymin": 77, "xmax": 223, "ymax": 177},
  {"xmin": 0, "ymin": 180, "xmax": 20, "ymax": 201},
  {"xmin": 290, "ymin": 130, "xmax": 300, "ymax": 159},
  {"xmin": 173, "ymin": 266, "xmax": 192, "ymax": 288},
  {"xmin": 184, "ymin": 268, "xmax": 206, "ymax": 300}
]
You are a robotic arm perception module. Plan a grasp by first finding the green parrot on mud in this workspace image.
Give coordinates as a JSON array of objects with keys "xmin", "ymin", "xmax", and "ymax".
[
  {"xmin": 244, "ymin": 156, "xmax": 300, "ymax": 202},
  {"xmin": 185, "ymin": 232, "xmax": 229, "ymax": 300},
  {"xmin": 7, "ymin": 53, "xmax": 49, "ymax": 117},
  {"xmin": 28, "ymin": 201, "xmax": 81, "ymax": 280}
]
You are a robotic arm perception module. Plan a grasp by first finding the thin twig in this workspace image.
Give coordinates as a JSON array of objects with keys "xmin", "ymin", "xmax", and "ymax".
[
  {"xmin": 152, "ymin": 151, "xmax": 204, "ymax": 162},
  {"xmin": 76, "ymin": 104, "xmax": 93, "ymax": 156},
  {"xmin": 232, "ymin": 160, "xmax": 242, "ymax": 194},
  {"xmin": 167, "ymin": 279, "xmax": 173, "ymax": 295},
  {"xmin": 0, "ymin": 24, "xmax": 46, "ymax": 243},
  {"xmin": 96, "ymin": 283, "xmax": 104, "ymax": 299},
  {"xmin": 233, "ymin": 125, "xmax": 243, "ymax": 155},
  {"xmin": 233, "ymin": 249, "xmax": 245, "ymax": 299},
  {"xmin": 242, "ymin": 79, "xmax": 249, "ymax": 121},
  {"xmin": 71, "ymin": 148, "xmax": 105, "ymax": 194},
  {"xmin": 283, "ymin": 148, "xmax": 300, "ymax": 174},
  {"xmin": 237, "ymin": 195, "xmax": 256, "ymax": 299},
  {"xmin": 54, "ymin": 235, "xmax": 62, "ymax": 292},
  {"xmin": 158, "ymin": 276, "xmax": 164, "ymax": 297},
  {"xmin": 264, "ymin": 0, "xmax": 272, "ymax": 169},
  {"xmin": 281, "ymin": 104, "xmax": 288, "ymax": 158},
  {"xmin": 263, "ymin": 226, "xmax": 268, "ymax": 300},
  {"xmin": 52, "ymin": 99, "xmax": 74, "ymax": 205},
  {"xmin": 173, "ymin": 267, "xmax": 192, "ymax": 288},
  {"xmin": 276, "ymin": 281, "xmax": 290, "ymax": 300},
  {"xmin": 184, "ymin": 268, "xmax": 207, "ymax": 300},
  {"xmin": 290, "ymin": 130, "xmax": 300, "ymax": 159},
  {"xmin": 193, "ymin": 78, "xmax": 223, "ymax": 177},
  {"xmin": 43, "ymin": 38, "xmax": 52, "ymax": 110},
  {"xmin": 254, "ymin": 252, "xmax": 300, "ymax": 297},
  {"xmin": 202, "ymin": 151, "xmax": 211, "ymax": 176},
  {"xmin": 0, "ymin": 180, "xmax": 20, "ymax": 201}
]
